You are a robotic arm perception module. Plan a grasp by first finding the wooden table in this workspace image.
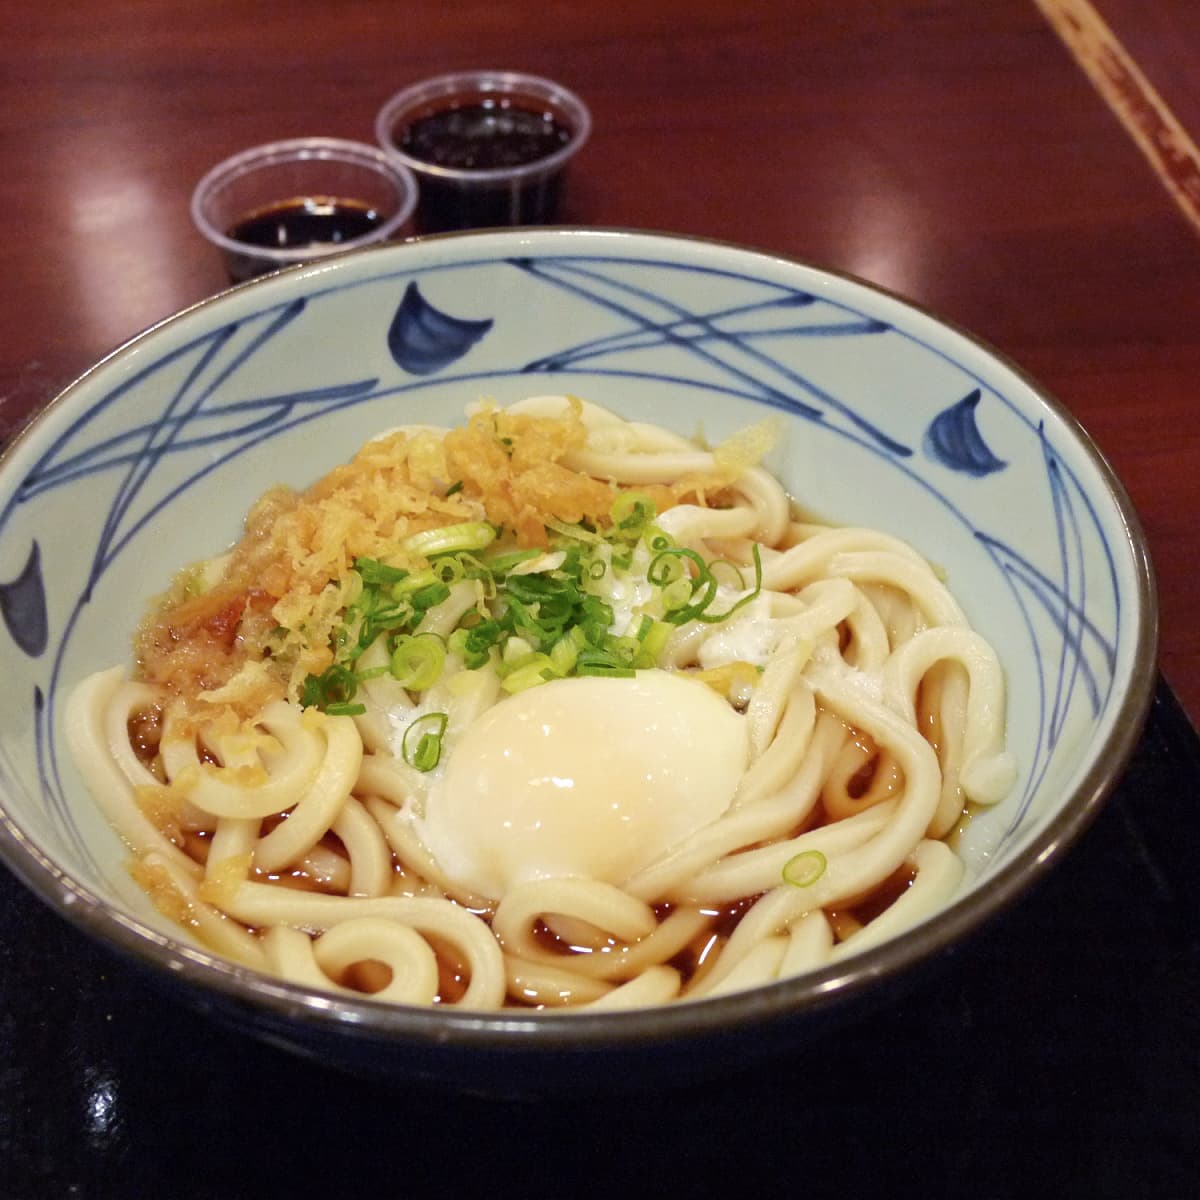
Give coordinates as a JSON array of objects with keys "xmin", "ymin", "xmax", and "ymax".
[
  {"xmin": 2, "ymin": 4, "xmax": 1200, "ymax": 1195},
  {"xmin": 2, "ymin": 0, "xmax": 1198, "ymax": 724},
  {"xmin": 1, "ymin": 3, "xmax": 1198, "ymax": 1194}
]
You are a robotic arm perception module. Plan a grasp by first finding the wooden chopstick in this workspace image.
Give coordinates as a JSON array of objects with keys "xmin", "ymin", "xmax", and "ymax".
[{"xmin": 1033, "ymin": 0, "xmax": 1200, "ymax": 236}]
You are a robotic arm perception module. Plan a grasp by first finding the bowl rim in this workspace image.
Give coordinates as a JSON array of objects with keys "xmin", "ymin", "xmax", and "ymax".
[{"xmin": 0, "ymin": 226, "xmax": 1160, "ymax": 1052}]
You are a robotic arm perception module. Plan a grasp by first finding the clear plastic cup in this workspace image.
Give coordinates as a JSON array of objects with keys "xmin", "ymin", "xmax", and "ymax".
[
  {"xmin": 374, "ymin": 70, "xmax": 591, "ymax": 233},
  {"xmin": 191, "ymin": 137, "xmax": 419, "ymax": 283}
]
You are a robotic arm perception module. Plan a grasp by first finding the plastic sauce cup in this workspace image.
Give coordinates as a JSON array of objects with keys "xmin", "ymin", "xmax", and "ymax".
[
  {"xmin": 191, "ymin": 137, "xmax": 419, "ymax": 282},
  {"xmin": 375, "ymin": 70, "xmax": 591, "ymax": 233}
]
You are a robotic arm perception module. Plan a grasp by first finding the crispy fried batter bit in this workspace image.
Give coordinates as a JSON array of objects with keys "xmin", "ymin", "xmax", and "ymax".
[{"xmin": 134, "ymin": 401, "xmax": 739, "ymax": 717}]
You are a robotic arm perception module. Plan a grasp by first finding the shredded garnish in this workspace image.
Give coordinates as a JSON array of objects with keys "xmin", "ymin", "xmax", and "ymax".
[{"xmin": 133, "ymin": 401, "xmax": 772, "ymax": 718}]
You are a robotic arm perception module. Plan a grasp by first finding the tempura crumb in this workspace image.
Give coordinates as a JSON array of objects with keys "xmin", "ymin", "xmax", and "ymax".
[{"xmin": 133, "ymin": 400, "xmax": 754, "ymax": 717}]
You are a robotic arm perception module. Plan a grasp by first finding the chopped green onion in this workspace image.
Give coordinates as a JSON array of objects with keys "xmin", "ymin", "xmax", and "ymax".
[
  {"xmin": 709, "ymin": 558, "xmax": 747, "ymax": 589},
  {"xmin": 389, "ymin": 633, "xmax": 446, "ymax": 690},
  {"xmin": 301, "ymin": 663, "xmax": 359, "ymax": 711},
  {"xmin": 432, "ymin": 557, "xmax": 466, "ymax": 584},
  {"xmin": 660, "ymin": 577, "xmax": 695, "ymax": 613},
  {"xmin": 549, "ymin": 636, "xmax": 579, "ymax": 676},
  {"xmin": 402, "ymin": 521, "xmax": 496, "ymax": 558},
  {"xmin": 391, "ymin": 568, "xmax": 438, "ymax": 598},
  {"xmin": 610, "ymin": 544, "xmax": 634, "ymax": 572},
  {"xmin": 306, "ymin": 493, "xmax": 768, "ymax": 707},
  {"xmin": 610, "ymin": 491, "xmax": 656, "ymax": 537},
  {"xmin": 325, "ymin": 701, "xmax": 367, "ymax": 717},
  {"xmin": 576, "ymin": 661, "xmax": 637, "ymax": 678},
  {"xmin": 449, "ymin": 618, "xmax": 503, "ymax": 668},
  {"xmin": 546, "ymin": 518, "xmax": 602, "ymax": 544},
  {"xmin": 782, "ymin": 849, "xmax": 827, "ymax": 888},
  {"xmin": 502, "ymin": 635, "xmax": 536, "ymax": 664},
  {"xmin": 695, "ymin": 544, "xmax": 763, "ymax": 625},
  {"xmin": 355, "ymin": 665, "xmax": 392, "ymax": 682},
  {"xmin": 575, "ymin": 645, "xmax": 637, "ymax": 678},
  {"xmin": 401, "ymin": 712, "xmax": 448, "ymax": 772},
  {"xmin": 355, "ymin": 558, "xmax": 409, "ymax": 586},
  {"xmin": 409, "ymin": 582, "xmax": 452, "ymax": 613},
  {"xmin": 499, "ymin": 654, "xmax": 558, "ymax": 693},
  {"xmin": 484, "ymin": 548, "xmax": 542, "ymax": 574},
  {"xmin": 647, "ymin": 548, "xmax": 689, "ymax": 587}
]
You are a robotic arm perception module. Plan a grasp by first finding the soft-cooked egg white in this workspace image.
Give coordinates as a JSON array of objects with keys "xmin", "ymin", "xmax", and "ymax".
[
  {"xmin": 696, "ymin": 592, "xmax": 780, "ymax": 669},
  {"xmin": 417, "ymin": 670, "xmax": 749, "ymax": 901}
]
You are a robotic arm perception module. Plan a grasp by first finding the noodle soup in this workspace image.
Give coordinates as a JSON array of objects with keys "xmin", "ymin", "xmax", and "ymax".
[{"xmin": 66, "ymin": 395, "xmax": 1014, "ymax": 1011}]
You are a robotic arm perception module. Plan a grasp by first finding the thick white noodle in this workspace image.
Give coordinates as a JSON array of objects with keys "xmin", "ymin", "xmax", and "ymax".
[
  {"xmin": 66, "ymin": 399, "xmax": 1014, "ymax": 1012},
  {"xmin": 251, "ymin": 715, "xmax": 360, "ymax": 872},
  {"xmin": 331, "ymin": 796, "xmax": 393, "ymax": 898},
  {"xmin": 138, "ymin": 850, "xmax": 268, "ymax": 969},
  {"xmin": 158, "ymin": 701, "xmax": 323, "ymax": 820},
  {"xmin": 882, "ymin": 626, "xmax": 1016, "ymax": 807},
  {"xmin": 582, "ymin": 966, "xmax": 682, "ymax": 1010},
  {"xmin": 830, "ymin": 839, "xmax": 964, "ymax": 958},
  {"xmin": 214, "ymin": 882, "xmax": 506, "ymax": 1009},
  {"xmin": 311, "ymin": 917, "xmax": 440, "ymax": 1005},
  {"xmin": 64, "ymin": 668, "xmax": 200, "ymax": 877},
  {"xmin": 493, "ymin": 879, "xmax": 658, "ymax": 961},
  {"xmin": 504, "ymin": 954, "xmax": 612, "ymax": 1007}
]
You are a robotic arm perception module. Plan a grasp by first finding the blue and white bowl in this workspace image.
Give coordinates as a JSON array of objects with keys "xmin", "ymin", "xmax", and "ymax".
[{"xmin": 0, "ymin": 229, "xmax": 1157, "ymax": 1090}]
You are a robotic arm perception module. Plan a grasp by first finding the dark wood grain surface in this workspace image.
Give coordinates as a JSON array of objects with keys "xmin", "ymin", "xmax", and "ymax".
[
  {"xmin": 2, "ymin": 5, "xmax": 1199, "ymax": 1196},
  {"xmin": 4, "ymin": 1, "xmax": 1196, "ymax": 725}
]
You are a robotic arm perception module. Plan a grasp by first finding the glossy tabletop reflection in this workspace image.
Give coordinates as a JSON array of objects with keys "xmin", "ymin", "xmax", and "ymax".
[{"xmin": 1, "ymin": 1, "xmax": 1199, "ymax": 1195}]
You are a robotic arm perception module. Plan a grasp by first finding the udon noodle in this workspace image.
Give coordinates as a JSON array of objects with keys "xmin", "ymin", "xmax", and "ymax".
[{"xmin": 67, "ymin": 396, "xmax": 1014, "ymax": 1011}]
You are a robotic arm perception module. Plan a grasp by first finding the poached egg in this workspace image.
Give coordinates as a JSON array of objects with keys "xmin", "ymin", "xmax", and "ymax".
[{"xmin": 417, "ymin": 670, "xmax": 748, "ymax": 900}]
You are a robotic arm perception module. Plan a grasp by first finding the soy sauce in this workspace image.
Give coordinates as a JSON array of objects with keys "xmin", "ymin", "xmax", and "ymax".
[
  {"xmin": 398, "ymin": 100, "xmax": 572, "ymax": 171},
  {"xmin": 228, "ymin": 196, "xmax": 382, "ymax": 252},
  {"xmin": 394, "ymin": 98, "xmax": 575, "ymax": 233},
  {"xmin": 221, "ymin": 195, "xmax": 384, "ymax": 282}
]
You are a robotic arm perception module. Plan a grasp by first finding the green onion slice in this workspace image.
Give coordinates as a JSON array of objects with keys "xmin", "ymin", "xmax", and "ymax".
[
  {"xmin": 402, "ymin": 521, "xmax": 496, "ymax": 558},
  {"xmin": 782, "ymin": 849, "xmax": 827, "ymax": 888},
  {"xmin": 301, "ymin": 663, "xmax": 359, "ymax": 711},
  {"xmin": 545, "ymin": 518, "xmax": 602, "ymax": 544},
  {"xmin": 610, "ymin": 491, "xmax": 656, "ymax": 537},
  {"xmin": 356, "ymin": 558, "xmax": 409, "ymax": 586},
  {"xmin": 401, "ymin": 712, "xmax": 449, "ymax": 772},
  {"xmin": 695, "ymin": 544, "xmax": 763, "ymax": 625},
  {"xmin": 389, "ymin": 633, "xmax": 446, "ymax": 691}
]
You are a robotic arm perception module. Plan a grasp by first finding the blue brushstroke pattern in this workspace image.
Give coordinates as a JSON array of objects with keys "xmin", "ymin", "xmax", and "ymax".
[
  {"xmin": 0, "ymin": 541, "xmax": 48, "ymax": 656},
  {"xmin": 0, "ymin": 250, "xmax": 1123, "ymax": 870},
  {"xmin": 387, "ymin": 282, "xmax": 494, "ymax": 375},
  {"xmin": 511, "ymin": 258, "xmax": 912, "ymax": 456},
  {"xmin": 975, "ymin": 424, "xmax": 1118, "ymax": 850},
  {"xmin": 20, "ymin": 378, "xmax": 378, "ymax": 502},
  {"xmin": 924, "ymin": 389, "xmax": 1007, "ymax": 476}
]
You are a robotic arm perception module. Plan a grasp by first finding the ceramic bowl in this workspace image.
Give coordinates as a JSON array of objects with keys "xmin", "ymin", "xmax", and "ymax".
[{"xmin": 0, "ymin": 229, "xmax": 1156, "ymax": 1093}]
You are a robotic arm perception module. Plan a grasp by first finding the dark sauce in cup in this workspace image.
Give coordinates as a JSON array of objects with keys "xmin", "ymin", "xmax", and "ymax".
[
  {"xmin": 399, "ymin": 99, "xmax": 572, "ymax": 171},
  {"xmin": 229, "ymin": 196, "xmax": 382, "ymax": 252},
  {"xmin": 223, "ymin": 196, "xmax": 384, "ymax": 282},
  {"xmin": 392, "ymin": 97, "xmax": 577, "ymax": 232}
]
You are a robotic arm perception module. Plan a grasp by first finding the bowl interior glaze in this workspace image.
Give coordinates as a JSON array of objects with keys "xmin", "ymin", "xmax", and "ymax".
[{"xmin": 0, "ymin": 229, "xmax": 1156, "ymax": 1090}]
